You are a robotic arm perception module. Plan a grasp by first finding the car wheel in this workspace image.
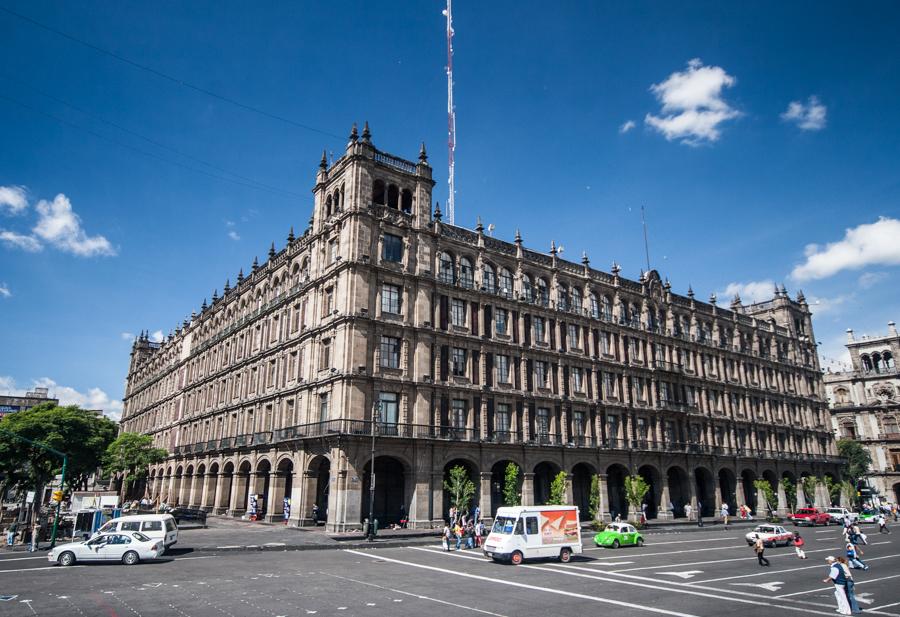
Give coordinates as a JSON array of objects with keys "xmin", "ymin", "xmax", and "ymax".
[
  {"xmin": 510, "ymin": 551, "xmax": 523, "ymax": 566},
  {"xmin": 122, "ymin": 551, "xmax": 140, "ymax": 566},
  {"xmin": 612, "ymin": 539, "xmax": 620, "ymax": 549},
  {"xmin": 637, "ymin": 537, "xmax": 644, "ymax": 547},
  {"xmin": 58, "ymin": 551, "xmax": 76, "ymax": 567},
  {"xmin": 559, "ymin": 548, "xmax": 572, "ymax": 563}
]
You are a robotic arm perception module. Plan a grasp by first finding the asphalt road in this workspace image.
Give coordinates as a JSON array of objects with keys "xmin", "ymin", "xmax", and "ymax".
[{"xmin": 1, "ymin": 523, "xmax": 897, "ymax": 616}]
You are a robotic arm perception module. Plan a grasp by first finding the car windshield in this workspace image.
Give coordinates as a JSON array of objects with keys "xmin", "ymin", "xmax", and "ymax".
[
  {"xmin": 491, "ymin": 516, "xmax": 517, "ymax": 535},
  {"xmin": 98, "ymin": 522, "xmax": 116, "ymax": 533},
  {"xmin": 131, "ymin": 531, "xmax": 151, "ymax": 542},
  {"xmin": 605, "ymin": 525, "xmax": 621, "ymax": 532}
]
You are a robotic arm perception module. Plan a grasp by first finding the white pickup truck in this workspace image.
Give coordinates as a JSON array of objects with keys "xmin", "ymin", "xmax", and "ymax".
[
  {"xmin": 825, "ymin": 507, "xmax": 858, "ymax": 524},
  {"xmin": 483, "ymin": 505, "xmax": 582, "ymax": 565}
]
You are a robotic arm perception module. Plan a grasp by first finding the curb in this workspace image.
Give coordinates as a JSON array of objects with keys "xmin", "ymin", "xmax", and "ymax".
[{"xmin": 189, "ymin": 535, "xmax": 440, "ymax": 554}]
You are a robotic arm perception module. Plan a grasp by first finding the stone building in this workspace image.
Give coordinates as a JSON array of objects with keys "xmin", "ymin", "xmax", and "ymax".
[
  {"xmin": 0, "ymin": 387, "xmax": 58, "ymax": 420},
  {"xmin": 120, "ymin": 125, "xmax": 840, "ymax": 530},
  {"xmin": 824, "ymin": 323, "xmax": 900, "ymax": 504}
]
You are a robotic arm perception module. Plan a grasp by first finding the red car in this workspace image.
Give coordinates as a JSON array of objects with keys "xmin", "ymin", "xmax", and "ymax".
[{"xmin": 789, "ymin": 508, "xmax": 830, "ymax": 526}]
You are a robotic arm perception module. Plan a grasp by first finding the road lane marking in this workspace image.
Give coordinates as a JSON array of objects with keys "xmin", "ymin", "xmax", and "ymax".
[
  {"xmin": 731, "ymin": 581, "xmax": 784, "ymax": 592},
  {"xmin": 0, "ymin": 565, "xmax": 84, "ymax": 573},
  {"xmin": 775, "ymin": 573, "xmax": 900, "ymax": 598},
  {"xmin": 344, "ymin": 549, "xmax": 701, "ymax": 617},
  {"xmin": 323, "ymin": 572, "xmax": 509, "ymax": 616},
  {"xmin": 0, "ymin": 557, "xmax": 47, "ymax": 562},
  {"xmin": 660, "ymin": 571, "xmax": 703, "ymax": 579}
]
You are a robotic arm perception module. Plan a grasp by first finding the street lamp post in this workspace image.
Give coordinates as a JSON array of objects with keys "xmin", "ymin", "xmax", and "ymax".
[{"xmin": 367, "ymin": 400, "xmax": 382, "ymax": 541}]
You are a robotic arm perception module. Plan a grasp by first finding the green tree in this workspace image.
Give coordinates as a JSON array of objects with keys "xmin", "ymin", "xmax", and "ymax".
[
  {"xmin": 624, "ymin": 474, "xmax": 650, "ymax": 516},
  {"xmin": 103, "ymin": 432, "xmax": 168, "ymax": 500},
  {"xmin": 754, "ymin": 479, "xmax": 778, "ymax": 517},
  {"xmin": 824, "ymin": 476, "xmax": 844, "ymax": 506},
  {"xmin": 589, "ymin": 474, "xmax": 601, "ymax": 521},
  {"xmin": 547, "ymin": 471, "xmax": 569, "ymax": 505},
  {"xmin": 800, "ymin": 475, "xmax": 819, "ymax": 507},
  {"xmin": 502, "ymin": 462, "xmax": 521, "ymax": 507},
  {"xmin": 780, "ymin": 478, "xmax": 797, "ymax": 512},
  {"xmin": 0, "ymin": 403, "xmax": 117, "ymax": 496},
  {"xmin": 443, "ymin": 465, "xmax": 476, "ymax": 512},
  {"xmin": 836, "ymin": 438, "xmax": 872, "ymax": 486}
]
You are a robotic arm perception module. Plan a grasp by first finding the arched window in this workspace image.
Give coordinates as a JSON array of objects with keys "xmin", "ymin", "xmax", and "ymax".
[
  {"xmin": 589, "ymin": 293, "xmax": 600, "ymax": 319},
  {"xmin": 400, "ymin": 189, "xmax": 413, "ymax": 214},
  {"xmin": 862, "ymin": 355, "xmax": 873, "ymax": 372},
  {"xmin": 557, "ymin": 283, "xmax": 568, "ymax": 311},
  {"xmin": 619, "ymin": 300, "xmax": 629, "ymax": 323},
  {"xmin": 571, "ymin": 286, "xmax": 583, "ymax": 313},
  {"xmin": 373, "ymin": 180, "xmax": 386, "ymax": 205},
  {"xmin": 339, "ymin": 184, "xmax": 345, "ymax": 210},
  {"xmin": 631, "ymin": 303, "xmax": 641, "ymax": 326},
  {"xmin": 601, "ymin": 295, "xmax": 612, "ymax": 320},
  {"xmin": 885, "ymin": 351, "xmax": 895, "ymax": 369},
  {"xmin": 325, "ymin": 194, "xmax": 333, "ymax": 218},
  {"xmin": 536, "ymin": 278, "xmax": 549, "ymax": 307},
  {"xmin": 834, "ymin": 388, "xmax": 850, "ymax": 404},
  {"xmin": 301, "ymin": 257, "xmax": 310, "ymax": 282},
  {"xmin": 521, "ymin": 274, "xmax": 533, "ymax": 301},
  {"xmin": 499, "ymin": 268, "xmax": 514, "ymax": 297},
  {"xmin": 459, "ymin": 257, "xmax": 474, "ymax": 288},
  {"xmin": 482, "ymin": 263, "xmax": 497, "ymax": 293},
  {"xmin": 439, "ymin": 252, "xmax": 455, "ymax": 284},
  {"xmin": 873, "ymin": 353, "xmax": 883, "ymax": 372},
  {"xmin": 291, "ymin": 263, "xmax": 300, "ymax": 287},
  {"xmin": 387, "ymin": 184, "xmax": 400, "ymax": 209}
]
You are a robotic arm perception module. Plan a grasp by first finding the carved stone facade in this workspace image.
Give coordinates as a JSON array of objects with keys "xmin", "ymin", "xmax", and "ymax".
[
  {"xmin": 825, "ymin": 323, "xmax": 900, "ymax": 503},
  {"xmin": 121, "ymin": 126, "xmax": 840, "ymax": 530}
]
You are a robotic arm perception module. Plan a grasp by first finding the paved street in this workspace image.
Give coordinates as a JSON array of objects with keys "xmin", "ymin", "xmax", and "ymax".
[{"xmin": 1, "ymin": 524, "xmax": 897, "ymax": 616}]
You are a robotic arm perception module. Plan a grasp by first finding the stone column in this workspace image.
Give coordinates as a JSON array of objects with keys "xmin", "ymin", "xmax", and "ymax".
[
  {"xmin": 189, "ymin": 473, "xmax": 201, "ymax": 507},
  {"xmin": 432, "ymin": 472, "xmax": 445, "ymax": 521},
  {"xmin": 229, "ymin": 472, "xmax": 248, "ymax": 516},
  {"xmin": 199, "ymin": 473, "xmax": 211, "ymax": 510},
  {"xmin": 412, "ymin": 469, "xmax": 432, "ymax": 529},
  {"xmin": 265, "ymin": 472, "xmax": 287, "ymax": 522},
  {"xmin": 658, "ymin": 477, "xmax": 673, "ymax": 520},
  {"xmin": 479, "ymin": 472, "xmax": 492, "ymax": 520},
  {"xmin": 595, "ymin": 474, "xmax": 608, "ymax": 522},
  {"xmin": 776, "ymin": 480, "xmax": 788, "ymax": 516},
  {"xmin": 288, "ymin": 467, "xmax": 306, "ymax": 527},
  {"xmin": 815, "ymin": 482, "xmax": 830, "ymax": 509},
  {"xmin": 735, "ymin": 478, "xmax": 747, "ymax": 512},
  {"xmin": 212, "ymin": 473, "xmax": 228, "ymax": 514},
  {"xmin": 521, "ymin": 472, "xmax": 535, "ymax": 506},
  {"xmin": 299, "ymin": 469, "xmax": 318, "ymax": 526},
  {"xmin": 563, "ymin": 473, "xmax": 574, "ymax": 505}
]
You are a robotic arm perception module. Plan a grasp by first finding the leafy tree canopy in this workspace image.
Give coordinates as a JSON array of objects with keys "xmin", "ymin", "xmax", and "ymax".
[
  {"xmin": 0, "ymin": 403, "xmax": 117, "ymax": 494},
  {"xmin": 502, "ymin": 462, "xmax": 521, "ymax": 507},
  {"xmin": 443, "ymin": 465, "xmax": 476, "ymax": 513},
  {"xmin": 547, "ymin": 471, "xmax": 569, "ymax": 505},
  {"xmin": 624, "ymin": 474, "xmax": 650, "ymax": 511},
  {"xmin": 836, "ymin": 439, "xmax": 872, "ymax": 485},
  {"xmin": 103, "ymin": 432, "xmax": 167, "ymax": 479}
]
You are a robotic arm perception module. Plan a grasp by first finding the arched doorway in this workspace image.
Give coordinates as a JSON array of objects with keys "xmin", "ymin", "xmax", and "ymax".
[
  {"xmin": 718, "ymin": 468, "xmax": 737, "ymax": 517},
  {"xmin": 490, "ymin": 460, "xmax": 520, "ymax": 516},
  {"xmin": 183, "ymin": 465, "xmax": 195, "ymax": 506},
  {"xmin": 306, "ymin": 456, "xmax": 331, "ymax": 524},
  {"xmin": 204, "ymin": 462, "xmax": 218, "ymax": 510},
  {"xmin": 894, "ymin": 483, "xmax": 900, "ymax": 505},
  {"xmin": 254, "ymin": 459, "xmax": 272, "ymax": 518},
  {"xmin": 782, "ymin": 471, "xmax": 797, "ymax": 512},
  {"xmin": 762, "ymin": 470, "xmax": 778, "ymax": 516},
  {"xmin": 218, "ymin": 461, "xmax": 233, "ymax": 514},
  {"xmin": 607, "ymin": 464, "xmax": 628, "ymax": 520},
  {"xmin": 195, "ymin": 464, "xmax": 206, "ymax": 508},
  {"xmin": 273, "ymin": 458, "xmax": 293, "ymax": 521},
  {"xmin": 572, "ymin": 463, "xmax": 595, "ymax": 521},
  {"xmin": 237, "ymin": 460, "xmax": 252, "ymax": 515},
  {"xmin": 533, "ymin": 461, "xmax": 560, "ymax": 506},
  {"xmin": 638, "ymin": 465, "xmax": 661, "ymax": 519},
  {"xmin": 694, "ymin": 468, "xmax": 715, "ymax": 518},
  {"xmin": 667, "ymin": 467, "xmax": 690, "ymax": 518},
  {"xmin": 741, "ymin": 469, "xmax": 758, "ymax": 515},
  {"xmin": 443, "ymin": 459, "xmax": 479, "ymax": 520},
  {"xmin": 361, "ymin": 456, "xmax": 406, "ymax": 527},
  {"xmin": 172, "ymin": 466, "xmax": 184, "ymax": 506}
]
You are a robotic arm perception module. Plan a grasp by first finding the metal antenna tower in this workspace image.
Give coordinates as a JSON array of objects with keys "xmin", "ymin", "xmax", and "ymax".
[{"xmin": 444, "ymin": 0, "xmax": 456, "ymax": 224}]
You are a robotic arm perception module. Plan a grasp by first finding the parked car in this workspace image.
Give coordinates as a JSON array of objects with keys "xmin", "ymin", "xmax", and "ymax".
[
  {"xmin": 825, "ymin": 507, "xmax": 858, "ymax": 524},
  {"xmin": 593, "ymin": 523, "xmax": 644, "ymax": 548},
  {"xmin": 96, "ymin": 514, "xmax": 178, "ymax": 548},
  {"xmin": 48, "ymin": 532, "xmax": 164, "ymax": 566},
  {"xmin": 789, "ymin": 508, "xmax": 830, "ymax": 526},
  {"xmin": 745, "ymin": 524, "xmax": 794, "ymax": 547}
]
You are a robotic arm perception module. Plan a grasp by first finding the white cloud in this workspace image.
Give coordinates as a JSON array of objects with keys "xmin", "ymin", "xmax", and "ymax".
[
  {"xmin": 808, "ymin": 293, "xmax": 853, "ymax": 316},
  {"xmin": 0, "ymin": 229, "xmax": 42, "ymax": 252},
  {"xmin": 718, "ymin": 279, "xmax": 777, "ymax": 304},
  {"xmin": 228, "ymin": 230, "xmax": 240, "ymax": 241},
  {"xmin": 619, "ymin": 120, "xmax": 636, "ymax": 134},
  {"xmin": 858, "ymin": 271, "xmax": 887, "ymax": 289},
  {"xmin": 0, "ymin": 283, "xmax": 10, "ymax": 298},
  {"xmin": 121, "ymin": 332, "xmax": 134, "ymax": 341},
  {"xmin": 32, "ymin": 194, "xmax": 116, "ymax": 257},
  {"xmin": 791, "ymin": 217, "xmax": 900, "ymax": 281},
  {"xmin": 0, "ymin": 185, "xmax": 28, "ymax": 214},
  {"xmin": 150, "ymin": 330, "xmax": 164, "ymax": 343},
  {"xmin": 0, "ymin": 375, "xmax": 123, "ymax": 421},
  {"xmin": 781, "ymin": 96, "xmax": 827, "ymax": 131},
  {"xmin": 644, "ymin": 58, "xmax": 740, "ymax": 145}
]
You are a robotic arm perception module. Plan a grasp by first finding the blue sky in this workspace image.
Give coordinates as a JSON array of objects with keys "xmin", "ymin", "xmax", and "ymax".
[{"xmin": 2, "ymin": 1, "xmax": 899, "ymax": 418}]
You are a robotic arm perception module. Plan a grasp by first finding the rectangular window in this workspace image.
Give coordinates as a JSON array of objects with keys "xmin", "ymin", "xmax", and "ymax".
[
  {"xmin": 382, "ymin": 233, "xmax": 403, "ymax": 262},
  {"xmin": 497, "ymin": 355, "xmax": 510, "ymax": 383},
  {"xmin": 603, "ymin": 372, "xmax": 616, "ymax": 398},
  {"xmin": 606, "ymin": 415, "xmax": 619, "ymax": 440},
  {"xmin": 382, "ymin": 284, "xmax": 401, "ymax": 315},
  {"xmin": 267, "ymin": 360, "xmax": 276, "ymax": 387},
  {"xmin": 601, "ymin": 331, "xmax": 612, "ymax": 355},
  {"xmin": 451, "ymin": 298, "xmax": 466, "ymax": 326},
  {"xmin": 319, "ymin": 393, "xmax": 329, "ymax": 422},
  {"xmin": 533, "ymin": 317, "xmax": 545, "ymax": 342},
  {"xmin": 320, "ymin": 338, "xmax": 331, "ymax": 370},
  {"xmin": 496, "ymin": 403, "xmax": 511, "ymax": 434},
  {"xmin": 573, "ymin": 411, "xmax": 585, "ymax": 436},
  {"xmin": 329, "ymin": 238, "xmax": 338, "ymax": 263},
  {"xmin": 451, "ymin": 347, "xmax": 467, "ymax": 377},
  {"xmin": 378, "ymin": 391, "xmax": 399, "ymax": 426},
  {"xmin": 323, "ymin": 287, "xmax": 334, "ymax": 316},
  {"xmin": 572, "ymin": 367, "xmax": 583, "ymax": 392},
  {"xmin": 495, "ymin": 308, "xmax": 508, "ymax": 335},
  {"xmin": 535, "ymin": 360, "xmax": 548, "ymax": 388},
  {"xmin": 451, "ymin": 399, "xmax": 466, "ymax": 428},
  {"xmin": 568, "ymin": 324, "xmax": 579, "ymax": 348},
  {"xmin": 380, "ymin": 335, "xmax": 401, "ymax": 369},
  {"xmin": 536, "ymin": 407, "xmax": 550, "ymax": 436}
]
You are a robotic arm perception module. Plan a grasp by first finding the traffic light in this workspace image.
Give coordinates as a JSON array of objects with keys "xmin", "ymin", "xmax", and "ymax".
[{"xmin": 51, "ymin": 490, "xmax": 63, "ymax": 503}]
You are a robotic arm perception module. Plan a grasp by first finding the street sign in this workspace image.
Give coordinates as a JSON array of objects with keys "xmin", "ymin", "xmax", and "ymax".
[{"xmin": 25, "ymin": 491, "xmax": 35, "ymax": 504}]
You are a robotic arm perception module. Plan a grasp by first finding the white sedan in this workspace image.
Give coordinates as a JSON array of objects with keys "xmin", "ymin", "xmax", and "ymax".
[
  {"xmin": 744, "ymin": 524, "xmax": 794, "ymax": 547},
  {"xmin": 48, "ymin": 532, "xmax": 165, "ymax": 566}
]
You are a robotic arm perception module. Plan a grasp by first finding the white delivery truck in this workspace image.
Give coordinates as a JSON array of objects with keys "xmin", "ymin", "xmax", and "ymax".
[{"xmin": 483, "ymin": 505, "xmax": 582, "ymax": 565}]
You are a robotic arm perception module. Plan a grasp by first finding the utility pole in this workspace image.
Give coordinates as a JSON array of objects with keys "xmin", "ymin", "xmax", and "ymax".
[
  {"xmin": 367, "ymin": 401, "xmax": 382, "ymax": 541},
  {"xmin": 0, "ymin": 428, "xmax": 68, "ymax": 548}
]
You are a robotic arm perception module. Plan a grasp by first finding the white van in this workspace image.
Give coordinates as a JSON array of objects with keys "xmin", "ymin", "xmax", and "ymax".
[
  {"xmin": 96, "ymin": 514, "xmax": 178, "ymax": 549},
  {"xmin": 483, "ymin": 505, "xmax": 582, "ymax": 565}
]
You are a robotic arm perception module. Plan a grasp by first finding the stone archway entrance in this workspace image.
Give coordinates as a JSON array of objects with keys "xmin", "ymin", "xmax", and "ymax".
[
  {"xmin": 572, "ymin": 463, "xmax": 595, "ymax": 520},
  {"xmin": 719, "ymin": 468, "xmax": 737, "ymax": 517},
  {"xmin": 533, "ymin": 461, "xmax": 560, "ymax": 506},
  {"xmin": 695, "ymin": 468, "xmax": 715, "ymax": 518},
  {"xmin": 638, "ymin": 465, "xmax": 661, "ymax": 519},
  {"xmin": 443, "ymin": 459, "xmax": 479, "ymax": 520},
  {"xmin": 667, "ymin": 466, "xmax": 690, "ymax": 518},
  {"xmin": 607, "ymin": 464, "xmax": 628, "ymax": 520},
  {"xmin": 741, "ymin": 469, "xmax": 758, "ymax": 515},
  {"xmin": 361, "ymin": 456, "xmax": 406, "ymax": 527},
  {"xmin": 490, "ymin": 460, "xmax": 519, "ymax": 516}
]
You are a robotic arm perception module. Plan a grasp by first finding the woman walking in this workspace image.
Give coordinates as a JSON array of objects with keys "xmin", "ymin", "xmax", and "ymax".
[
  {"xmin": 754, "ymin": 537, "xmax": 770, "ymax": 567},
  {"xmin": 823, "ymin": 556, "xmax": 852, "ymax": 615},
  {"xmin": 792, "ymin": 532, "xmax": 807, "ymax": 559},
  {"xmin": 837, "ymin": 557, "xmax": 862, "ymax": 614}
]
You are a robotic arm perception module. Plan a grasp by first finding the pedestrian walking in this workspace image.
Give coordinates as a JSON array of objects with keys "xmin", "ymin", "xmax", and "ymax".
[
  {"xmin": 721, "ymin": 503, "xmax": 730, "ymax": 527},
  {"xmin": 754, "ymin": 537, "xmax": 770, "ymax": 567},
  {"xmin": 453, "ymin": 521, "xmax": 464, "ymax": 550},
  {"xmin": 684, "ymin": 503, "xmax": 693, "ymax": 521},
  {"xmin": 474, "ymin": 519, "xmax": 484, "ymax": 547},
  {"xmin": 852, "ymin": 523, "xmax": 867, "ymax": 545},
  {"xmin": 877, "ymin": 513, "xmax": 890, "ymax": 534},
  {"xmin": 824, "ymin": 556, "xmax": 852, "ymax": 615},
  {"xmin": 793, "ymin": 532, "xmax": 807, "ymax": 559},
  {"xmin": 837, "ymin": 557, "xmax": 862, "ymax": 614},
  {"xmin": 846, "ymin": 543, "xmax": 868, "ymax": 570},
  {"xmin": 5, "ymin": 521, "xmax": 17, "ymax": 547},
  {"xmin": 442, "ymin": 523, "xmax": 452, "ymax": 551},
  {"xmin": 697, "ymin": 501, "xmax": 704, "ymax": 527}
]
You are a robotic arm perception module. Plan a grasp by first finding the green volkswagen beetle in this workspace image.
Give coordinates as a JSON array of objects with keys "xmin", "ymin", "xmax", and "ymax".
[{"xmin": 594, "ymin": 523, "xmax": 644, "ymax": 548}]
